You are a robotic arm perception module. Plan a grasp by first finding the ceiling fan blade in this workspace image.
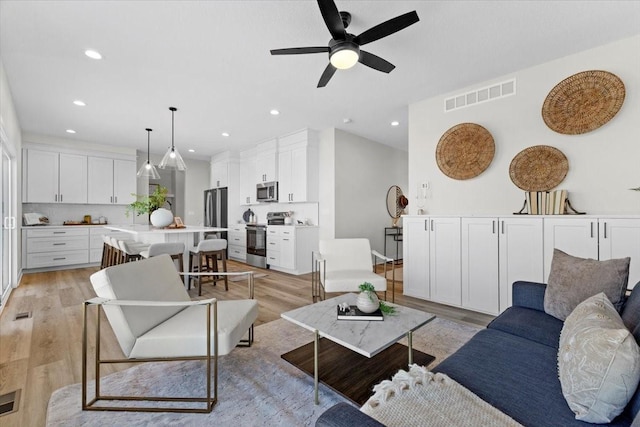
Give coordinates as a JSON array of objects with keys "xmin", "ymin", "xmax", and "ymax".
[
  {"xmin": 270, "ymin": 47, "xmax": 329, "ymax": 55},
  {"xmin": 359, "ymin": 50, "xmax": 395, "ymax": 73},
  {"xmin": 317, "ymin": 63, "xmax": 337, "ymax": 88},
  {"xmin": 317, "ymin": 0, "xmax": 346, "ymax": 40},
  {"xmin": 354, "ymin": 11, "xmax": 419, "ymax": 46}
]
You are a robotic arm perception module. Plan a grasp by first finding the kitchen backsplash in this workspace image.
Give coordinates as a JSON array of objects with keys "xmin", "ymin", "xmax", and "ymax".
[
  {"xmin": 237, "ymin": 202, "xmax": 319, "ymax": 226},
  {"xmin": 22, "ymin": 203, "xmax": 142, "ymax": 225}
]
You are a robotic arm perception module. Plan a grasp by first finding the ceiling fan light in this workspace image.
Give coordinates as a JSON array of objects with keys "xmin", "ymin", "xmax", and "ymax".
[{"xmin": 330, "ymin": 47, "xmax": 359, "ymax": 70}]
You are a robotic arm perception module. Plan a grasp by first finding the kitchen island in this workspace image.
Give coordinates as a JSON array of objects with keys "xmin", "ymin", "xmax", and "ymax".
[{"xmin": 104, "ymin": 224, "xmax": 228, "ymax": 285}]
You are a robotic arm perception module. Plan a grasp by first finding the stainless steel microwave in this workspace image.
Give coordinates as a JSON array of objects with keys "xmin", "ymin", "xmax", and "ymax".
[{"xmin": 256, "ymin": 181, "xmax": 278, "ymax": 202}]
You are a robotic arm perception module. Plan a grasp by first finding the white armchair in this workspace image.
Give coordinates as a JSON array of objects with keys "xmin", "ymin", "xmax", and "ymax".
[
  {"xmin": 82, "ymin": 254, "xmax": 258, "ymax": 413},
  {"xmin": 312, "ymin": 238, "xmax": 396, "ymax": 303}
]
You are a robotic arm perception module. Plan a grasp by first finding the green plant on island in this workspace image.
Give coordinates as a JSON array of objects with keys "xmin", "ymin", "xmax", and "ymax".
[
  {"xmin": 358, "ymin": 282, "xmax": 397, "ymax": 315},
  {"xmin": 125, "ymin": 185, "xmax": 169, "ymax": 217}
]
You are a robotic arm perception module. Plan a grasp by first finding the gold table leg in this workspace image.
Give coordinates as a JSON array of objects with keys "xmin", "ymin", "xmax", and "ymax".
[
  {"xmin": 407, "ymin": 330, "xmax": 413, "ymax": 366},
  {"xmin": 314, "ymin": 330, "xmax": 319, "ymax": 405}
]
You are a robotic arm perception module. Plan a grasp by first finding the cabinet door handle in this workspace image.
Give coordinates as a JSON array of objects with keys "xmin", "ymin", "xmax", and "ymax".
[
  {"xmin": 53, "ymin": 231, "xmax": 66, "ymax": 234},
  {"xmin": 492, "ymin": 221, "xmax": 496, "ymax": 234},
  {"xmin": 110, "ymin": 196, "xmax": 113, "ymax": 203},
  {"xmin": 55, "ymin": 194, "xmax": 58, "ymax": 202},
  {"xmin": 283, "ymin": 238, "xmax": 290, "ymax": 241},
  {"xmin": 501, "ymin": 221, "xmax": 505, "ymax": 234},
  {"xmin": 424, "ymin": 220, "xmax": 428, "ymax": 231},
  {"xmin": 590, "ymin": 222, "xmax": 594, "ymax": 238},
  {"xmin": 60, "ymin": 194, "xmax": 63, "ymax": 202},
  {"xmin": 114, "ymin": 196, "xmax": 118, "ymax": 203},
  {"xmin": 53, "ymin": 243, "xmax": 66, "ymax": 246},
  {"xmin": 53, "ymin": 257, "xmax": 66, "ymax": 260},
  {"xmin": 431, "ymin": 219, "xmax": 434, "ymax": 232},
  {"xmin": 603, "ymin": 222, "xmax": 607, "ymax": 239}
]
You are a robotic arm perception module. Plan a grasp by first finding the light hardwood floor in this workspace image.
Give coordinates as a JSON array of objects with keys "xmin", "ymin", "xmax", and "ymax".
[{"xmin": 0, "ymin": 261, "xmax": 494, "ymax": 427}]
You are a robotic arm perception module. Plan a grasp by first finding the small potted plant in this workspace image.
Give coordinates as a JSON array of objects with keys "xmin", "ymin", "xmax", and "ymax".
[
  {"xmin": 126, "ymin": 186, "xmax": 173, "ymax": 227},
  {"xmin": 357, "ymin": 282, "xmax": 396, "ymax": 315}
]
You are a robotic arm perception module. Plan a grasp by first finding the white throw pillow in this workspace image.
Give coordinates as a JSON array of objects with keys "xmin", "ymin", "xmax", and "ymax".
[{"xmin": 558, "ymin": 293, "xmax": 640, "ymax": 423}]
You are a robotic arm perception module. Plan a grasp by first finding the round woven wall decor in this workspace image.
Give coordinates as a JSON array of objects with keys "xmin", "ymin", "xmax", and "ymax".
[
  {"xmin": 509, "ymin": 145, "xmax": 568, "ymax": 191},
  {"xmin": 436, "ymin": 123, "xmax": 495, "ymax": 180},
  {"xmin": 542, "ymin": 70, "xmax": 625, "ymax": 135}
]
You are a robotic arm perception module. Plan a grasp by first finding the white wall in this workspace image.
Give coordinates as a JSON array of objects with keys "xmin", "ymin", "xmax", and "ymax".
[
  {"xmin": 332, "ymin": 129, "xmax": 408, "ymax": 257},
  {"xmin": 183, "ymin": 158, "xmax": 210, "ymax": 225},
  {"xmin": 408, "ymin": 35, "xmax": 640, "ymax": 215},
  {"xmin": 318, "ymin": 128, "xmax": 336, "ymax": 241}
]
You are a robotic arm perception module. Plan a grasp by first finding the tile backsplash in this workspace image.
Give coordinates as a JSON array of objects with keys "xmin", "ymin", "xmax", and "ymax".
[{"xmin": 22, "ymin": 203, "xmax": 146, "ymax": 226}]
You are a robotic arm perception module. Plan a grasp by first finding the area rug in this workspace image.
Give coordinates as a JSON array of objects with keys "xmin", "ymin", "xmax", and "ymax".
[{"xmin": 46, "ymin": 317, "xmax": 480, "ymax": 426}]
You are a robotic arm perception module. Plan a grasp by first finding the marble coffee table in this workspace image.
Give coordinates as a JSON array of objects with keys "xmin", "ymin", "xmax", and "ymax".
[{"xmin": 281, "ymin": 293, "xmax": 436, "ymax": 404}]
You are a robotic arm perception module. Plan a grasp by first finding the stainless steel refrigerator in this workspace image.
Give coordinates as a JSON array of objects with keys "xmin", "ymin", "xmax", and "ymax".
[{"xmin": 204, "ymin": 188, "xmax": 227, "ymax": 239}]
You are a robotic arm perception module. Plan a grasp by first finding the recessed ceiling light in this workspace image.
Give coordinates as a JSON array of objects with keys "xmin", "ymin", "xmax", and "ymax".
[
  {"xmin": 221, "ymin": 132, "xmax": 230, "ymax": 137},
  {"xmin": 343, "ymin": 118, "xmax": 352, "ymax": 124},
  {"xmin": 84, "ymin": 50, "xmax": 102, "ymax": 60},
  {"xmin": 188, "ymin": 149, "xmax": 195, "ymax": 153},
  {"xmin": 66, "ymin": 129, "xmax": 76, "ymax": 134},
  {"xmin": 391, "ymin": 121, "xmax": 400, "ymax": 126},
  {"xmin": 270, "ymin": 109, "xmax": 280, "ymax": 116},
  {"xmin": 73, "ymin": 100, "xmax": 86, "ymax": 106}
]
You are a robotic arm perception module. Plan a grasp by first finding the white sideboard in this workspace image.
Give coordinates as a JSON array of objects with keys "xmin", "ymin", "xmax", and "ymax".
[{"xmin": 403, "ymin": 215, "xmax": 640, "ymax": 316}]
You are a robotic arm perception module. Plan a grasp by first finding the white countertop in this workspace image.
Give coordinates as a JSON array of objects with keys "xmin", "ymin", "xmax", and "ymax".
[{"xmin": 104, "ymin": 224, "xmax": 228, "ymax": 234}]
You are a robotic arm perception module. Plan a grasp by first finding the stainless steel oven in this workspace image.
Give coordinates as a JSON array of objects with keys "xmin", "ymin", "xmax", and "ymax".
[{"xmin": 246, "ymin": 224, "xmax": 267, "ymax": 268}]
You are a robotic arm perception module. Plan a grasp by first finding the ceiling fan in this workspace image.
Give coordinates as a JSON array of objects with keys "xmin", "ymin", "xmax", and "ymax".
[{"xmin": 270, "ymin": 0, "xmax": 419, "ymax": 88}]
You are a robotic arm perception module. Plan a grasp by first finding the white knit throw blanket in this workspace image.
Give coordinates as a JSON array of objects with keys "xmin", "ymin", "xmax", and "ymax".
[{"xmin": 361, "ymin": 365, "xmax": 523, "ymax": 427}]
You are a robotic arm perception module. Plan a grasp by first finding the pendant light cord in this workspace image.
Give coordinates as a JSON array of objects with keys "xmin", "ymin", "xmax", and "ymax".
[
  {"xmin": 169, "ymin": 107, "xmax": 177, "ymax": 150},
  {"xmin": 146, "ymin": 128, "xmax": 152, "ymax": 162}
]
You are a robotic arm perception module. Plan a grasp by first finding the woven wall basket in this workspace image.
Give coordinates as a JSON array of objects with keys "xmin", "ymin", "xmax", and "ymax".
[
  {"xmin": 436, "ymin": 123, "xmax": 495, "ymax": 180},
  {"xmin": 509, "ymin": 145, "xmax": 568, "ymax": 191},
  {"xmin": 542, "ymin": 70, "xmax": 625, "ymax": 135}
]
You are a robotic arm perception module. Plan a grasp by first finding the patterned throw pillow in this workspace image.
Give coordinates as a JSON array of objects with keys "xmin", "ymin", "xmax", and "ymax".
[
  {"xmin": 544, "ymin": 249, "xmax": 630, "ymax": 321},
  {"xmin": 558, "ymin": 293, "xmax": 640, "ymax": 423}
]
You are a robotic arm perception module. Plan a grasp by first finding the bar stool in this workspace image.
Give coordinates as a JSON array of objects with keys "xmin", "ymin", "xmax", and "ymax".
[
  {"xmin": 101, "ymin": 235, "xmax": 114, "ymax": 268},
  {"xmin": 109, "ymin": 237, "xmax": 126, "ymax": 265},
  {"xmin": 189, "ymin": 239, "xmax": 228, "ymax": 296},
  {"xmin": 118, "ymin": 240, "xmax": 150, "ymax": 263},
  {"xmin": 139, "ymin": 242, "xmax": 185, "ymax": 273}
]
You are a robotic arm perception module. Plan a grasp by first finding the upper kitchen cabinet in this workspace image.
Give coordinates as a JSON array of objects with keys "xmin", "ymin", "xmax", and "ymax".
[
  {"xmin": 87, "ymin": 157, "xmax": 136, "ymax": 205},
  {"xmin": 210, "ymin": 151, "xmax": 238, "ymax": 189},
  {"xmin": 255, "ymin": 139, "xmax": 277, "ymax": 184},
  {"xmin": 277, "ymin": 129, "xmax": 319, "ymax": 203},
  {"xmin": 239, "ymin": 148, "xmax": 256, "ymax": 205},
  {"xmin": 24, "ymin": 149, "xmax": 87, "ymax": 203}
]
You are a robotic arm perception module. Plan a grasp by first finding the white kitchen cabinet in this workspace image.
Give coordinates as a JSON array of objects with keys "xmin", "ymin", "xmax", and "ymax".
[
  {"xmin": 266, "ymin": 225, "xmax": 318, "ymax": 275},
  {"xmin": 24, "ymin": 227, "xmax": 89, "ymax": 268},
  {"xmin": 239, "ymin": 149, "xmax": 256, "ymax": 205},
  {"xmin": 25, "ymin": 149, "xmax": 87, "ymax": 203},
  {"xmin": 228, "ymin": 224, "xmax": 247, "ymax": 261},
  {"xmin": 87, "ymin": 157, "xmax": 136, "ymax": 205},
  {"xmin": 255, "ymin": 139, "xmax": 277, "ymax": 183},
  {"xmin": 543, "ymin": 217, "xmax": 599, "ymax": 281},
  {"xmin": 210, "ymin": 160, "xmax": 229, "ymax": 189},
  {"xmin": 598, "ymin": 219, "xmax": 640, "ymax": 288},
  {"xmin": 461, "ymin": 218, "xmax": 499, "ymax": 314},
  {"xmin": 403, "ymin": 217, "xmax": 461, "ymax": 306},
  {"xmin": 498, "ymin": 217, "xmax": 544, "ymax": 311},
  {"xmin": 277, "ymin": 130, "xmax": 319, "ymax": 203}
]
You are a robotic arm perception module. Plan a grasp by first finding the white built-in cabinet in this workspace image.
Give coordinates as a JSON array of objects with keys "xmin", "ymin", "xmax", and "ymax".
[
  {"xmin": 239, "ymin": 149, "xmax": 256, "ymax": 205},
  {"xmin": 210, "ymin": 160, "xmax": 228, "ymax": 189},
  {"xmin": 24, "ymin": 149, "xmax": 88, "ymax": 203},
  {"xmin": 255, "ymin": 139, "xmax": 278, "ymax": 183},
  {"xmin": 227, "ymin": 224, "xmax": 247, "ymax": 261},
  {"xmin": 498, "ymin": 217, "xmax": 544, "ymax": 311},
  {"xmin": 87, "ymin": 157, "xmax": 136, "ymax": 205},
  {"xmin": 402, "ymin": 217, "xmax": 461, "ymax": 305},
  {"xmin": 544, "ymin": 217, "xmax": 640, "ymax": 286},
  {"xmin": 266, "ymin": 225, "xmax": 318, "ymax": 275},
  {"xmin": 405, "ymin": 215, "xmax": 639, "ymax": 316},
  {"xmin": 277, "ymin": 130, "xmax": 319, "ymax": 203}
]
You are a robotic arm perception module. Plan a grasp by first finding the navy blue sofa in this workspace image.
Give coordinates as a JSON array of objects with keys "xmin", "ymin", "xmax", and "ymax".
[{"xmin": 316, "ymin": 281, "xmax": 640, "ymax": 427}]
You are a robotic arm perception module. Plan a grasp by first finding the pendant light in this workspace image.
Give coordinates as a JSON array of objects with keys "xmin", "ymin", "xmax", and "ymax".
[
  {"xmin": 137, "ymin": 128, "xmax": 161, "ymax": 179},
  {"xmin": 158, "ymin": 106, "xmax": 187, "ymax": 170}
]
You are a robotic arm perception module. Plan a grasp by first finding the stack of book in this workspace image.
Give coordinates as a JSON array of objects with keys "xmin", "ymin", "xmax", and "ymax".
[
  {"xmin": 525, "ymin": 190, "xmax": 567, "ymax": 215},
  {"xmin": 337, "ymin": 305, "xmax": 384, "ymax": 321}
]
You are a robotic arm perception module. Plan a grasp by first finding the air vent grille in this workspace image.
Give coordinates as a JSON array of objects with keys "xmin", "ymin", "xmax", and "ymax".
[{"xmin": 444, "ymin": 78, "xmax": 516, "ymax": 112}]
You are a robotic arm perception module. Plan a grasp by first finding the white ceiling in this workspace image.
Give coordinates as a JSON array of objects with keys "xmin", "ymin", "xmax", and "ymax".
[{"xmin": 1, "ymin": 1, "xmax": 639, "ymax": 159}]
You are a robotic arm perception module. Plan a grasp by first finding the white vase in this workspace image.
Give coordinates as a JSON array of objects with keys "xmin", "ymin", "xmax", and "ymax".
[
  {"xmin": 150, "ymin": 208, "xmax": 174, "ymax": 228},
  {"xmin": 356, "ymin": 291, "xmax": 380, "ymax": 313}
]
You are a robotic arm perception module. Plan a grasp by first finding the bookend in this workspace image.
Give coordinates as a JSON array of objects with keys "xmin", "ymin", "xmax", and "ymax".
[
  {"xmin": 514, "ymin": 199, "xmax": 528, "ymax": 215},
  {"xmin": 564, "ymin": 199, "xmax": 586, "ymax": 215}
]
